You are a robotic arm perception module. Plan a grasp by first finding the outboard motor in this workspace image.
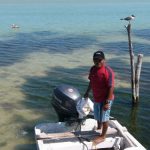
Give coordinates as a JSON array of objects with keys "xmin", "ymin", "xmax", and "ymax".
[{"xmin": 51, "ymin": 84, "xmax": 81, "ymax": 121}]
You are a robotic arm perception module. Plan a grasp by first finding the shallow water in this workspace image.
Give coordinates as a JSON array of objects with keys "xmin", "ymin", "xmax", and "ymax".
[{"xmin": 0, "ymin": 1, "xmax": 150, "ymax": 149}]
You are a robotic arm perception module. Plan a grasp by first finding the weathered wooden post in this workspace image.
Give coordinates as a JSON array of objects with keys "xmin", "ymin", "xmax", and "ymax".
[
  {"xmin": 126, "ymin": 24, "xmax": 136, "ymax": 103},
  {"xmin": 135, "ymin": 54, "xmax": 143, "ymax": 102},
  {"xmin": 121, "ymin": 15, "xmax": 143, "ymax": 105}
]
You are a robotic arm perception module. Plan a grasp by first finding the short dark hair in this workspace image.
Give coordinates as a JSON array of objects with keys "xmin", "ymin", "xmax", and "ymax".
[{"xmin": 93, "ymin": 51, "xmax": 105, "ymax": 59}]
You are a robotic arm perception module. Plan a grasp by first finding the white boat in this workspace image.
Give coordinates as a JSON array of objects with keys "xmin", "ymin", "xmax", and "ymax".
[
  {"xmin": 34, "ymin": 84, "xmax": 146, "ymax": 150},
  {"xmin": 35, "ymin": 118, "xmax": 146, "ymax": 150}
]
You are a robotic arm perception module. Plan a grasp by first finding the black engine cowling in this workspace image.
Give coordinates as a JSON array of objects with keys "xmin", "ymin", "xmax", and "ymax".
[{"xmin": 51, "ymin": 84, "xmax": 81, "ymax": 121}]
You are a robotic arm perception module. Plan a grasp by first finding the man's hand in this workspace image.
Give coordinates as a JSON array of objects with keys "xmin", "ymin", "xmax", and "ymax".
[{"xmin": 103, "ymin": 102, "xmax": 110, "ymax": 111}]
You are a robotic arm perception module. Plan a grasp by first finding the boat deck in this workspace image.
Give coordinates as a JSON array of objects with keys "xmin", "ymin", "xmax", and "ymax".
[{"xmin": 35, "ymin": 119, "xmax": 146, "ymax": 150}]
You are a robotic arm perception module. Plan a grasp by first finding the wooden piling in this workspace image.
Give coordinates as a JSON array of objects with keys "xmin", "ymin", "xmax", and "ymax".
[
  {"xmin": 126, "ymin": 24, "xmax": 136, "ymax": 102},
  {"xmin": 125, "ymin": 23, "xmax": 143, "ymax": 105},
  {"xmin": 135, "ymin": 54, "xmax": 143, "ymax": 102}
]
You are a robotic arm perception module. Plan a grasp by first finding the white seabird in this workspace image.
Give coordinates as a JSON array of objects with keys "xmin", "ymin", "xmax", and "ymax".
[
  {"xmin": 120, "ymin": 15, "xmax": 135, "ymax": 22},
  {"xmin": 11, "ymin": 24, "xmax": 20, "ymax": 29}
]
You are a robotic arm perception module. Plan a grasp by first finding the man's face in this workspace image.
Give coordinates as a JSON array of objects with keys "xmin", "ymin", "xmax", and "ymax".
[{"xmin": 93, "ymin": 58, "xmax": 105, "ymax": 68}]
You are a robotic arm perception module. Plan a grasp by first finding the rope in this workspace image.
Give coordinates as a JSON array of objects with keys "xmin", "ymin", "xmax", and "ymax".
[
  {"xmin": 74, "ymin": 119, "xmax": 90, "ymax": 150},
  {"xmin": 77, "ymin": 136, "xmax": 89, "ymax": 150}
]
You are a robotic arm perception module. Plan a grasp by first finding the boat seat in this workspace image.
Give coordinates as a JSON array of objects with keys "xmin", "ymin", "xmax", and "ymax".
[
  {"xmin": 36, "ymin": 126, "xmax": 118, "ymax": 141},
  {"xmin": 37, "ymin": 136, "xmax": 123, "ymax": 150}
]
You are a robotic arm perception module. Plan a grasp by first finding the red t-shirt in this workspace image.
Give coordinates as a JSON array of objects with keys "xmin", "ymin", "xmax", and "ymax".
[{"xmin": 88, "ymin": 65, "xmax": 114, "ymax": 102}]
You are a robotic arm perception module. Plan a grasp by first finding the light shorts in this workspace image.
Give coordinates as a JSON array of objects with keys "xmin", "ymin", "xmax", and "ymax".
[{"xmin": 94, "ymin": 100, "xmax": 113, "ymax": 122}]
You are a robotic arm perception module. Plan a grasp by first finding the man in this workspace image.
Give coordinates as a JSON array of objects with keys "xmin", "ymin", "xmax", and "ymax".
[{"xmin": 84, "ymin": 50, "xmax": 115, "ymax": 145}]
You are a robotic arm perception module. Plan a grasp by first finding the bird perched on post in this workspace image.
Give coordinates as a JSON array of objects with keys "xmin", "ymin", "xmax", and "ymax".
[{"xmin": 120, "ymin": 15, "xmax": 135, "ymax": 23}]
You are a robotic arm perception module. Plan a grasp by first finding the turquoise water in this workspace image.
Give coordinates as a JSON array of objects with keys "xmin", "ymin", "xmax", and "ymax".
[{"xmin": 0, "ymin": 1, "xmax": 150, "ymax": 149}]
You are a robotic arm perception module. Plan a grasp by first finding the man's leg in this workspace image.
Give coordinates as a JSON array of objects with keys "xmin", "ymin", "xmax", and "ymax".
[
  {"xmin": 93, "ymin": 121, "xmax": 108, "ymax": 144},
  {"xmin": 101, "ymin": 121, "xmax": 108, "ymax": 138},
  {"xmin": 93, "ymin": 100, "xmax": 113, "ymax": 144},
  {"xmin": 94, "ymin": 102, "xmax": 103, "ymax": 129},
  {"xmin": 97, "ymin": 121, "xmax": 102, "ymax": 129}
]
